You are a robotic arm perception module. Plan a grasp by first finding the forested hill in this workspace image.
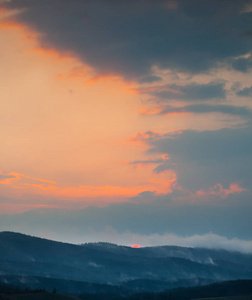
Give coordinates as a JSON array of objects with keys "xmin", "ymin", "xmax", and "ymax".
[{"xmin": 0, "ymin": 231, "xmax": 252, "ymax": 296}]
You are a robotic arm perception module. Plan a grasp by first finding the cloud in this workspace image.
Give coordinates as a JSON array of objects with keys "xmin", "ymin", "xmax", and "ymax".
[
  {"xmin": 0, "ymin": 169, "xmax": 176, "ymax": 204},
  {"xmin": 131, "ymin": 82, "xmax": 226, "ymax": 102},
  {"xmin": 1, "ymin": 0, "xmax": 251, "ymax": 79},
  {"xmin": 88, "ymin": 231, "xmax": 252, "ymax": 254},
  {"xmin": 150, "ymin": 82, "xmax": 226, "ymax": 102},
  {"xmin": 0, "ymin": 172, "xmax": 17, "ymax": 184},
  {"xmin": 0, "ymin": 171, "xmax": 57, "ymax": 194},
  {"xmin": 128, "ymin": 154, "xmax": 170, "ymax": 168},
  {"xmin": 139, "ymin": 75, "xmax": 162, "ymax": 83},
  {"xmin": 62, "ymin": 230, "xmax": 252, "ymax": 253},
  {"xmin": 68, "ymin": 184, "xmax": 170, "ymax": 197},
  {"xmin": 232, "ymin": 56, "xmax": 252, "ymax": 72},
  {"xmin": 158, "ymin": 104, "xmax": 252, "ymax": 118},
  {"xmin": 127, "ymin": 154, "xmax": 173, "ymax": 174},
  {"xmin": 196, "ymin": 183, "xmax": 247, "ymax": 200},
  {"xmin": 236, "ymin": 85, "xmax": 252, "ymax": 96},
  {"xmin": 147, "ymin": 125, "xmax": 252, "ymax": 163},
  {"xmin": 127, "ymin": 130, "xmax": 183, "ymax": 145},
  {"xmin": 133, "ymin": 123, "xmax": 252, "ymax": 190},
  {"xmin": 0, "ymin": 174, "xmax": 16, "ymax": 180},
  {"xmin": 0, "ymin": 7, "xmax": 25, "ymax": 20},
  {"xmin": 241, "ymin": 2, "xmax": 252, "ymax": 13}
]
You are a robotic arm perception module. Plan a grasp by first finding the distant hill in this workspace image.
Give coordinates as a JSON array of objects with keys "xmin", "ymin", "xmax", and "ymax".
[{"xmin": 0, "ymin": 231, "xmax": 252, "ymax": 296}]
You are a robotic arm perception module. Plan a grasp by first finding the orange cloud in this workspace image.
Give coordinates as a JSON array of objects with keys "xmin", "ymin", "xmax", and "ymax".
[
  {"xmin": 0, "ymin": 9, "xmax": 73, "ymax": 62},
  {"xmin": 0, "ymin": 171, "xmax": 18, "ymax": 185},
  {"xmin": 170, "ymin": 182, "xmax": 248, "ymax": 205},
  {"xmin": 85, "ymin": 73, "xmax": 127, "ymax": 85},
  {"xmin": 31, "ymin": 46, "xmax": 73, "ymax": 62},
  {"xmin": 196, "ymin": 183, "xmax": 247, "ymax": 199},
  {"xmin": 162, "ymin": 154, "xmax": 170, "ymax": 160},
  {"xmin": 23, "ymin": 183, "xmax": 58, "ymax": 191},
  {"xmin": 138, "ymin": 108, "xmax": 162, "ymax": 115},
  {"xmin": 0, "ymin": 171, "xmax": 56, "ymax": 191},
  {"xmin": 54, "ymin": 179, "xmax": 175, "ymax": 198},
  {"xmin": 10, "ymin": 172, "xmax": 55, "ymax": 184},
  {"xmin": 56, "ymin": 65, "xmax": 91, "ymax": 81},
  {"xmin": 1, "ymin": 166, "xmax": 176, "ymax": 201},
  {"xmin": 0, "ymin": 11, "xmax": 92, "ymax": 84},
  {"xmin": 0, "ymin": 12, "xmax": 135, "ymax": 89},
  {"xmin": 0, "ymin": 16, "xmax": 37, "ymax": 39},
  {"xmin": 127, "ymin": 129, "xmax": 183, "ymax": 145},
  {"xmin": 148, "ymin": 173, "xmax": 177, "ymax": 194},
  {"xmin": 127, "ymin": 130, "xmax": 163, "ymax": 145}
]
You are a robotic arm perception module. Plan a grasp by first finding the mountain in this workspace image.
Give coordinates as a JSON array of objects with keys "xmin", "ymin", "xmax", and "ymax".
[{"xmin": 0, "ymin": 231, "xmax": 252, "ymax": 296}]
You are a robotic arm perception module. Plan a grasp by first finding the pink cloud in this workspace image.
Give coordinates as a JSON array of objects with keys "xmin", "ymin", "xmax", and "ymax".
[{"xmin": 196, "ymin": 183, "xmax": 247, "ymax": 200}]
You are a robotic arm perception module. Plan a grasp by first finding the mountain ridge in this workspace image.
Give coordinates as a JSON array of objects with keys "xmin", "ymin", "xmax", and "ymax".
[
  {"xmin": 1, "ymin": 231, "xmax": 252, "ymax": 280},
  {"xmin": 0, "ymin": 231, "xmax": 252, "ymax": 295}
]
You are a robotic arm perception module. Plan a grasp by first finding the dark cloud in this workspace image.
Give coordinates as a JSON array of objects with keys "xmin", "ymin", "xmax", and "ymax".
[
  {"xmin": 139, "ymin": 123, "xmax": 252, "ymax": 190},
  {"xmin": 139, "ymin": 75, "xmax": 162, "ymax": 83},
  {"xmin": 130, "ymin": 190, "xmax": 160, "ymax": 203},
  {"xmin": 153, "ymin": 161, "xmax": 172, "ymax": 173},
  {"xmin": 151, "ymin": 82, "xmax": 226, "ymax": 101},
  {"xmin": 135, "ymin": 82, "xmax": 226, "ymax": 102},
  {"xmin": 232, "ymin": 56, "xmax": 252, "ymax": 72},
  {"xmin": 1, "ymin": 0, "xmax": 252, "ymax": 79},
  {"xmin": 160, "ymin": 104, "xmax": 252, "ymax": 118},
  {"xmin": 236, "ymin": 85, "xmax": 252, "ymax": 96},
  {"xmin": 135, "ymin": 190, "xmax": 156, "ymax": 198},
  {"xmin": 243, "ymin": 30, "xmax": 252, "ymax": 38},
  {"xmin": 128, "ymin": 157, "xmax": 173, "ymax": 174}
]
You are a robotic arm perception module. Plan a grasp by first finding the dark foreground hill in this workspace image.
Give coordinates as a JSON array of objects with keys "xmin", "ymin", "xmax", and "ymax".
[
  {"xmin": 0, "ymin": 275, "xmax": 218, "ymax": 296},
  {"xmin": 122, "ymin": 280, "xmax": 252, "ymax": 300},
  {"xmin": 0, "ymin": 280, "xmax": 252, "ymax": 300},
  {"xmin": 0, "ymin": 292, "xmax": 81, "ymax": 300},
  {"xmin": 0, "ymin": 231, "xmax": 252, "ymax": 296}
]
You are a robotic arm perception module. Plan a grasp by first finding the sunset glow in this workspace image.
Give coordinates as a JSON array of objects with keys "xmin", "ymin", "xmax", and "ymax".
[
  {"xmin": 0, "ymin": 0, "xmax": 251, "ymax": 248},
  {"xmin": 131, "ymin": 244, "xmax": 141, "ymax": 248}
]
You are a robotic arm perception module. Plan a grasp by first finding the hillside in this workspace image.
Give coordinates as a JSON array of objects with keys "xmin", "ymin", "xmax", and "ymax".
[
  {"xmin": 122, "ymin": 280, "xmax": 252, "ymax": 300},
  {"xmin": 0, "ymin": 231, "xmax": 252, "ymax": 296},
  {"xmin": 0, "ymin": 292, "xmax": 81, "ymax": 300},
  {"xmin": 1, "ymin": 280, "xmax": 252, "ymax": 300}
]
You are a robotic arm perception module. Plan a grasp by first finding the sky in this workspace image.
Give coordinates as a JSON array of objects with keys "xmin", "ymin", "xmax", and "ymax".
[{"xmin": 0, "ymin": 0, "xmax": 252, "ymax": 251}]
